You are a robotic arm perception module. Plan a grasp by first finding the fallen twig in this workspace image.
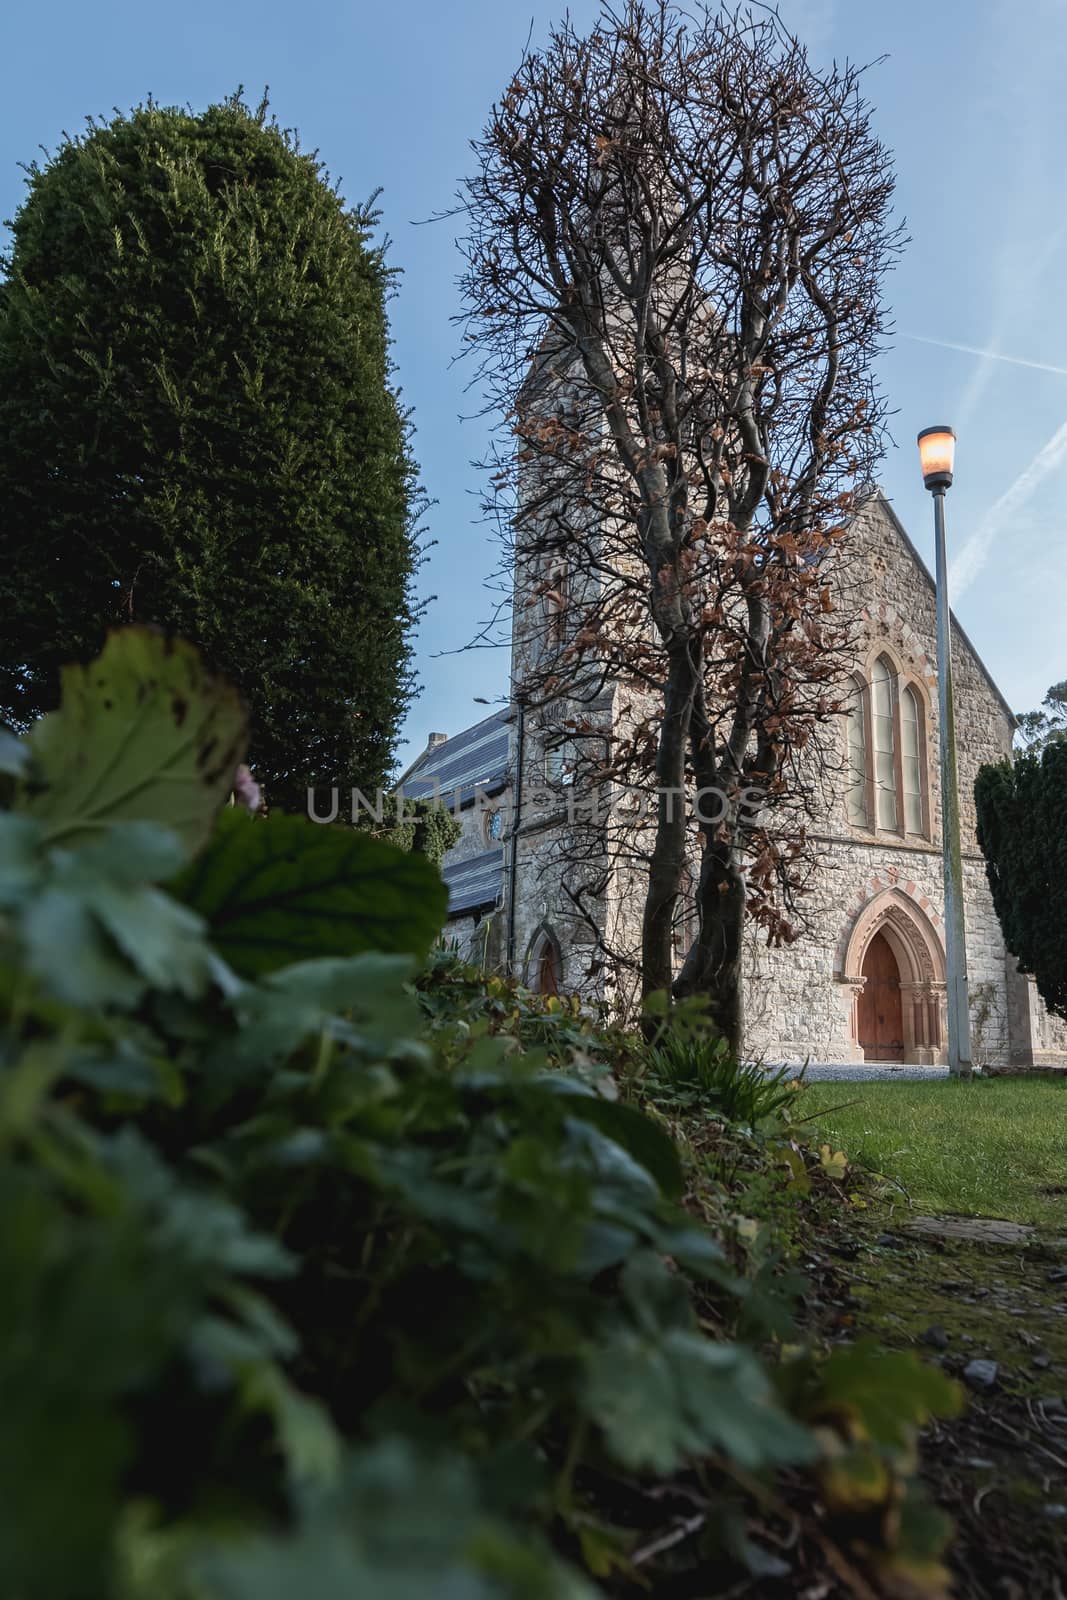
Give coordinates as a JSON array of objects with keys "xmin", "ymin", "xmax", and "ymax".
[{"xmin": 631, "ymin": 1511, "xmax": 706, "ymax": 1566}]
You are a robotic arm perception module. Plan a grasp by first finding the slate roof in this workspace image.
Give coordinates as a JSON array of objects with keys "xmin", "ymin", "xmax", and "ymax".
[
  {"xmin": 441, "ymin": 846, "xmax": 505, "ymax": 916},
  {"xmin": 399, "ymin": 708, "xmax": 511, "ymax": 811},
  {"xmin": 397, "ymin": 709, "xmax": 511, "ymax": 919}
]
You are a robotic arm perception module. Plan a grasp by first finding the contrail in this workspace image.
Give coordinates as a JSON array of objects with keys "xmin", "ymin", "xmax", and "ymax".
[
  {"xmin": 903, "ymin": 333, "xmax": 1067, "ymax": 380},
  {"xmin": 936, "ymin": 224, "xmax": 1067, "ymax": 430},
  {"xmin": 950, "ymin": 418, "xmax": 1067, "ymax": 595}
]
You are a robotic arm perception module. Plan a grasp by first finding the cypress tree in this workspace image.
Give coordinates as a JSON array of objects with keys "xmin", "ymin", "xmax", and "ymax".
[
  {"xmin": 0, "ymin": 93, "xmax": 419, "ymax": 810},
  {"xmin": 975, "ymin": 742, "xmax": 1067, "ymax": 1020}
]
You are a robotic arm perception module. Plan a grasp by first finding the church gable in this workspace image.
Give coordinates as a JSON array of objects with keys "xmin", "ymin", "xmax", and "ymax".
[
  {"xmin": 848, "ymin": 490, "xmax": 1015, "ymax": 731},
  {"xmin": 833, "ymin": 492, "xmax": 1015, "ymax": 854}
]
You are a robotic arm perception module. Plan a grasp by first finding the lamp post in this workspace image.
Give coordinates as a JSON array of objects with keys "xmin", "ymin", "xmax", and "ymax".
[{"xmin": 917, "ymin": 426, "xmax": 973, "ymax": 1078}]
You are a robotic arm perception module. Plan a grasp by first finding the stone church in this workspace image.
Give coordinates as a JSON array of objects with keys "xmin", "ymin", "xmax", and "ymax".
[{"xmin": 401, "ymin": 490, "xmax": 1067, "ymax": 1068}]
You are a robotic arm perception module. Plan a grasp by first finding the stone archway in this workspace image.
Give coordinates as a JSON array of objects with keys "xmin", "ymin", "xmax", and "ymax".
[
  {"xmin": 524, "ymin": 923, "xmax": 563, "ymax": 997},
  {"xmin": 840, "ymin": 889, "xmax": 947, "ymax": 1064},
  {"xmin": 857, "ymin": 931, "xmax": 905, "ymax": 1061}
]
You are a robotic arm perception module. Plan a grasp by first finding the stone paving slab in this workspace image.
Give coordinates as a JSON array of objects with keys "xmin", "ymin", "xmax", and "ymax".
[{"xmin": 902, "ymin": 1215, "xmax": 1036, "ymax": 1246}]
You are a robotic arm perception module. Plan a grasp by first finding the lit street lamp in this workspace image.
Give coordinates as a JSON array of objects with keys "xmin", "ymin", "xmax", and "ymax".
[{"xmin": 917, "ymin": 425, "xmax": 973, "ymax": 1078}]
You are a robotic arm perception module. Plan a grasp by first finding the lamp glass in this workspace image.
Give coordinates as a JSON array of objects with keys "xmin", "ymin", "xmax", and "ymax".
[{"xmin": 917, "ymin": 427, "xmax": 956, "ymax": 487}]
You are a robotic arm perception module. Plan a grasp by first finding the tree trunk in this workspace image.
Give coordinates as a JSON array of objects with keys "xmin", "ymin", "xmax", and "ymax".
[
  {"xmin": 640, "ymin": 642, "xmax": 694, "ymax": 1013},
  {"xmin": 673, "ymin": 840, "xmax": 746, "ymax": 1054}
]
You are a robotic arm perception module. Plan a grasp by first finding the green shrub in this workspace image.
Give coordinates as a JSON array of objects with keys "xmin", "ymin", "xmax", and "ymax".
[
  {"xmin": 641, "ymin": 1030, "xmax": 802, "ymax": 1127},
  {"xmin": 0, "ymin": 93, "xmax": 419, "ymax": 809},
  {"xmin": 975, "ymin": 742, "xmax": 1067, "ymax": 1019},
  {"xmin": 0, "ymin": 629, "xmax": 961, "ymax": 1598}
]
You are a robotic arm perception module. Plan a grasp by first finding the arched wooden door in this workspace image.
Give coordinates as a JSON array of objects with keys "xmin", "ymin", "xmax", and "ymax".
[
  {"xmin": 537, "ymin": 937, "xmax": 560, "ymax": 996},
  {"xmin": 528, "ymin": 929, "xmax": 561, "ymax": 997},
  {"xmin": 857, "ymin": 931, "xmax": 904, "ymax": 1061}
]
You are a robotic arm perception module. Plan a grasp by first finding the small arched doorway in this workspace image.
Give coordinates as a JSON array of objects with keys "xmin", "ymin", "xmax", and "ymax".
[
  {"xmin": 537, "ymin": 937, "xmax": 560, "ymax": 996},
  {"xmin": 857, "ymin": 930, "xmax": 904, "ymax": 1061},
  {"xmin": 526, "ymin": 925, "xmax": 562, "ymax": 997}
]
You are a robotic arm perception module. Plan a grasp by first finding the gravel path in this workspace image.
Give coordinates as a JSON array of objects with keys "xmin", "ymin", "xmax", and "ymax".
[{"xmin": 774, "ymin": 1061, "xmax": 953, "ymax": 1082}]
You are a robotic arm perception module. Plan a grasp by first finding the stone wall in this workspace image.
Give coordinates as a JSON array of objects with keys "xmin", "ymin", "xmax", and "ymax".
[
  {"xmin": 446, "ymin": 794, "xmax": 503, "ymax": 866},
  {"xmin": 441, "ymin": 910, "xmax": 500, "ymax": 967},
  {"xmin": 435, "ymin": 798, "xmax": 507, "ymax": 968},
  {"xmin": 740, "ymin": 845, "xmax": 1014, "ymax": 1065},
  {"xmin": 509, "ymin": 811, "xmax": 607, "ymax": 1000},
  {"xmin": 740, "ymin": 493, "xmax": 1064, "ymax": 1067},
  {"xmin": 438, "ymin": 488, "xmax": 1067, "ymax": 1066}
]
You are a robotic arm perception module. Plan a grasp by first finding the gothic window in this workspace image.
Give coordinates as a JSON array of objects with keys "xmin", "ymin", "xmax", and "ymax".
[
  {"xmin": 871, "ymin": 655, "xmax": 898, "ymax": 831},
  {"xmin": 900, "ymin": 686, "xmax": 925, "ymax": 835},
  {"xmin": 844, "ymin": 676, "xmax": 870, "ymax": 828},
  {"xmin": 545, "ymin": 738, "xmax": 578, "ymax": 786},
  {"xmin": 845, "ymin": 656, "xmax": 929, "ymax": 840},
  {"xmin": 541, "ymin": 559, "xmax": 569, "ymax": 644},
  {"xmin": 483, "ymin": 805, "xmax": 504, "ymax": 844}
]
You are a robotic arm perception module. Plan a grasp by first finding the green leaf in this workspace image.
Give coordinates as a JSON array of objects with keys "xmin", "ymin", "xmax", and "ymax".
[
  {"xmin": 619, "ymin": 1249, "xmax": 696, "ymax": 1335},
  {"xmin": 554, "ymin": 1092, "xmax": 683, "ymax": 1199},
  {"xmin": 192, "ymin": 1438, "xmax": 595, "ymax": 1600},
  {"xmin": 0, "ymin": 728, "xmax": 28, "ymax": 778},
  {"xmin": 19, "ymin": 627, "xmax": 247, "ymax": 858},
  {"xmin": 173, "ymin": 810, "xmax": 448, "ymax": 975},
  {"xmin": 240, "ymin": 1359, "xmax": 343, "ymax": 1494},
  {"xmin": 72, "ymin": 821, "xmax": 191, "ymax": 886},
  {"xmin": 584, "ymin": 1328, "xmax": 816, "ymax": 1475},
  {"xmin": 228, "ymin": 953, "xmax": 423, "ymax": 1067},
  {"xmin": 64, "ymin": 1035, "xmax": 185, "ymax": 1106},
  {"xmin": 20, "ymin": 860, "xmax": 214, "ymax": 1009},
  {"xmin": 2, "ymin": 818, "xmax": 214, "ymax": 1009},
  {"xmin": 0, "ymin": 813, "xmax": 43, "ymax": 906},
  {"xmin": 813, "ymin": 1341, "xmax": 964, "ymax": 1447},
  {"xmin": 22, "ymin": 888, "xmax": 147, "ymax": 1009}
]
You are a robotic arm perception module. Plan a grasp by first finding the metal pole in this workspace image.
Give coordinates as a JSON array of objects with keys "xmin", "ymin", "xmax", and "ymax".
[
  {"xmin": 932, "ymin": 488, "xmax": 973, "ymax": 1077},
  {"xmin": 505, "ymin": 699, "xmax": 525, "ymax": 977}
]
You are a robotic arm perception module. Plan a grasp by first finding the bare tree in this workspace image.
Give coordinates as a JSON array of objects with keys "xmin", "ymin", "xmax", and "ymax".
[{"xmin": 457, "ymin": 0, "xmax": 902, "ymax": 1046}]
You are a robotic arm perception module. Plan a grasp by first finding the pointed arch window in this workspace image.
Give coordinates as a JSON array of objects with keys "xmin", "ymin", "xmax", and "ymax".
[
  {"xmin": 526, "ymin": 926, "xmax": 562, "ymax": 996},
  {"xmin": 871, "ymin": 655, "xmax": 898, "ymax": 830},
  {"xmin": 844, "ymin": 676, "xmax": 870, "ymax": 828},
  {"xmin": 541, "ymin": 558, "xmax": 569, "ymax": 644},
  {"xmin": 900, "ymin": 685, "xmax": 925, "ymax": 835},
  {"xmin": 844, "ymin": 657, "xmax": 929, "ymax": 840},
  {"xmin": 537, "ymin": 938, "xmax": 560, "ymax": 996}
]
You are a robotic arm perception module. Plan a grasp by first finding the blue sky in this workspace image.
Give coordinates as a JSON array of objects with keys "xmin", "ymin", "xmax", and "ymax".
[{"xmin": 3, "ymin": 0, "xmax": 1066, "ymax": 764}]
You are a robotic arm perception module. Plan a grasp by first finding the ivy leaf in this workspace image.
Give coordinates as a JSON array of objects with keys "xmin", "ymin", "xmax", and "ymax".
[
  {"xmin": 173, "ymin": 810, "xmax": 448, "ymax": 976},
  {"xmin": 819, "ymin": 1444, "xmax": 892, "ymax": 1514},
  {"xmin": 19, "ymin": 627, "xmax": 247, "ymax": 859}
]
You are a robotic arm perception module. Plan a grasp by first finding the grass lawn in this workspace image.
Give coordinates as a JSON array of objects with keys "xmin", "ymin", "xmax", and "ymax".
[{"xmin": 798, "ymin": 1077, "xmax": 1067, "ymax": 1230}]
